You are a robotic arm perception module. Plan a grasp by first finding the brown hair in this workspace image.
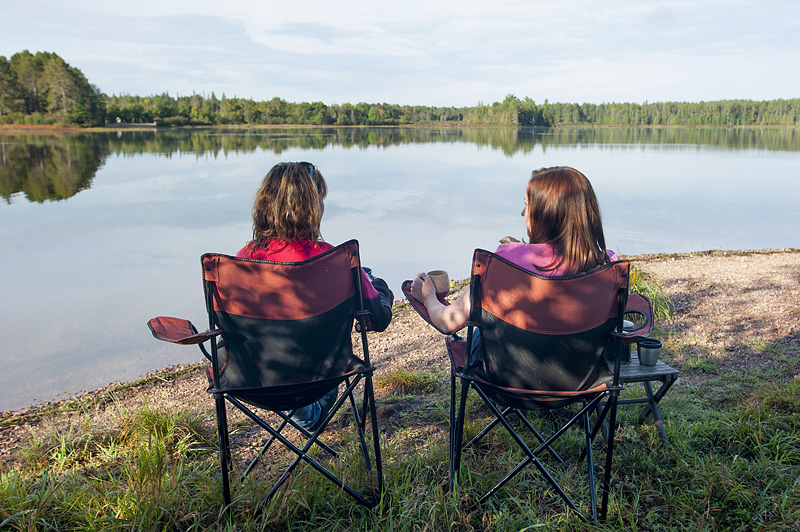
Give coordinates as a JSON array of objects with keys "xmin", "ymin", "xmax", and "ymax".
[
  {"xmin": 525, "ymin": 166, "xmax": 609, "ymax": 274},
  {"xmin": 251, "ymin": 162, "xmax": 327, "ymax": 243}
]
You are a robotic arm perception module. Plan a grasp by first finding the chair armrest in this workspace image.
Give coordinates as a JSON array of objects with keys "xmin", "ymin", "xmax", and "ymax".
[
  {"xmin": 401, "ymin": 280, "xmax": 454, "ymax": 335},
  {"xmin": 615, "ymin": 293, "xmax": 655, "ymax": 342},
  {"xmin": 147, "ymin": 316, "xmax": 220, "ymax": 345}
]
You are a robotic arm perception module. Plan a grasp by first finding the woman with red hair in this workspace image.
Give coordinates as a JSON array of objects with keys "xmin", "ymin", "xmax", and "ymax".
[{"xmin": 411, "ymin": 166, "xmax": 618, "ymax": 338}]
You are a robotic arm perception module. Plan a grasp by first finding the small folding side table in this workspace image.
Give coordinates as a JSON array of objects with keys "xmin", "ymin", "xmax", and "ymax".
[{"xmin": 615, "ymin": 353, "xmax": 679, "ymax": 447}]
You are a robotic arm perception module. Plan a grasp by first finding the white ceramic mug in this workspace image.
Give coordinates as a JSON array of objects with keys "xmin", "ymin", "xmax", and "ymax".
[{"xmin": 427, "ymin": 270, "xmax": 450, "ymax": 299}]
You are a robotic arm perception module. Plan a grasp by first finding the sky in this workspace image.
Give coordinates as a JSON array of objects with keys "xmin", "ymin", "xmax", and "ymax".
[{"xmin": 2, "ymin": 0, "xmax": 799, "ymax": 107}]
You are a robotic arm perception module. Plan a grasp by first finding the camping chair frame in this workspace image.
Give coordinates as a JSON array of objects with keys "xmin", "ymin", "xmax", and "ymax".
[
  {"xmin": 148, "ymin": 240, "xmax": 383, "ymax": 514},
  {"xmin": 446, "ymin": 249, "xmax": 648, "ymax": 521}
]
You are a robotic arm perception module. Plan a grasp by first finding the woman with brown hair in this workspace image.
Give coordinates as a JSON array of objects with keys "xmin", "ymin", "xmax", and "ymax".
[
  {"xmin": 410, "ymin": 166, "xmax": 618, "ymax": 335},
  {"xmin": 237, "ymin": 162, "xmax": 394, "ymax": 430},
  {"xmin": 238, "ymin": 161, "xmax": 328, "ymax": 261}
]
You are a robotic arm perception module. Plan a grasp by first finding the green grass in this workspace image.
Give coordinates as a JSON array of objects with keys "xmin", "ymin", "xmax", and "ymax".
[
  {"xmin": 681, "ymin": 354, "xmax": 719, "ymax": 373},
  {"xmin": 628, "ymin": 264, "xmax": 674, "ymax": 321},
  {"xmin": 375, "ymin": 366, "xmax": 444, "ymax": 396},
  {"xmin": 2, "ymin": 370, "xmax": 799, "ymax": 530}
]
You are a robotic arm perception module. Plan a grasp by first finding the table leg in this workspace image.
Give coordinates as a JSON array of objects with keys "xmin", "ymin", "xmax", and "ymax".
[{"xmin": 640, "ymin": 374, "xmax": 677, "ymax": 447}]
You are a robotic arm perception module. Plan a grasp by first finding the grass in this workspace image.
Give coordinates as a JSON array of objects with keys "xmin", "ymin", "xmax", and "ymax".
[
  {"xmin": 375, "ymin": 367, "xmax": 443, "ymax": 396},
  {"xmin": 2, "ymin": 363, "xmax": 799, "ymax": 531},
  {"xmin": 628, "ymin": 264, "xmax": 674, "ymax": 321},
  {"xmin": 681, "ymin": 354, "xmax": 720, "ymax": 374},
  {"xmin": 7, "ymin": 271, "xmax": 798, "ymax": 530}
]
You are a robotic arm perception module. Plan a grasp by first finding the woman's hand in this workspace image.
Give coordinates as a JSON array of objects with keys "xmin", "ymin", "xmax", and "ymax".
[
  {"xmin": 411, "ymin": 272, "xmax": 436, "ymax": 303},
  {"xmin": 410, "ymin": 271, "xmax": 470, "ymax": 334}
]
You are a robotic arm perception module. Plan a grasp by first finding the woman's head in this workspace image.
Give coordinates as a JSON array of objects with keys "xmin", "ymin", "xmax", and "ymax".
[
  {"xmin": 252, "ymin": 162, "xmax": 327, "ymax": 243},
  {"xmin": 523, "ymin": 166, "xmax": 608, "ymax": 274}
]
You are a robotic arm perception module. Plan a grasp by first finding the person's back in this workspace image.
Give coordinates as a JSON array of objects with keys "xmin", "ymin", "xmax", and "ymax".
[{"xmin": 234, "ymin": 161, "xmax": 393, "ymax": 429}]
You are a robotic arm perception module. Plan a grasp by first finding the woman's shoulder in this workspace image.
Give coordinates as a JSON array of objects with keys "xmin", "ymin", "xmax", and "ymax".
[
  {"xmin": 236, "ymin": 239, "xmax": 333, "ymax": 261},
  {"xmin": 495, "ymin": 242, "xmax": 555, "ymax": 258},
  {"xmin": 236, "ymin": 241, "xmax": 258, "ymax": 258},
  {"xmin": 494, "ymin": 242, "xmax": 559, "ymax": 273}
]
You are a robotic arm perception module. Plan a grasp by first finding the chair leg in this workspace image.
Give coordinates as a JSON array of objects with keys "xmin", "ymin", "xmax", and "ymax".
[
  {"xmin": 449, "ymin": 370, "xmax": 456, "ymax": 489},
  {"xmin": 600, "ymin": 390, "xmax": 620, "ymax": 521},
  {"xmin": 214, "ymin": 393, "xmax": 232, "ymax": 509},
  {"xmin": 226, "ymin": 376, "xmax": 383, "ymax": 513},
  {"xmin": 450, "ymin": 378, "xmax": 470, "ymax": 491},
  {"xmin": 365, "ymin": 375, "xmax": 384, "ymax": 498},
  {"xmin": 345, "ymin": 374, "xmax": 379, "ymax": 483},
  {"xmin": 225, "ymin": 393, "xmax": 379, "ymax": 512},
  {"xmin": 513, "ymin": 410, "xmax": 566, "ymax": 465},
  {"xmin": 258, "ymin": 393, "xmax": 351, "ymax": 508},
  {"xmin": 472, "ymin": 387, "xmax": 581, "ymax": 515},
  {"xmin": 346, "ymin": 377, "xmax": 374, "ymax": 474},
  {"xmin": 241, "ymin": 417, "xmax": 288, "ymax": 480},
  {"xmin": 582, "ymin": 409, "xmax": 598, "ymax": 520},
  {"xmin": 345, "ymin": 376, "xmax": 360, "ymax": 424},
  {"xmin": 463, "ymin": 408, "xmax": 564, "ymax": 465},
  {"xmin": 241, "ymin": 412, "xmax": 339, "ymax": 482}
]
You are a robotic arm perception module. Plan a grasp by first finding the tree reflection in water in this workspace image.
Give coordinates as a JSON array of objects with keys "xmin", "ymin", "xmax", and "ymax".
[
  {"xmin": 3, "ymin": 126, "xmax": 798, "ymax": 204},
  {"xmin": 1, "ymin": 133, "xmax": 103, "ymax": 203}
]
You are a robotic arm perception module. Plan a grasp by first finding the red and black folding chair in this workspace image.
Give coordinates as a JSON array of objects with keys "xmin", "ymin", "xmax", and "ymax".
[
  {"xmin": 403, "ymin": 249, "xmax": 653, "ymax": 521},
  {"xmin": 148, "ymin": 240, "xmax": 383, "ymax": 513}
]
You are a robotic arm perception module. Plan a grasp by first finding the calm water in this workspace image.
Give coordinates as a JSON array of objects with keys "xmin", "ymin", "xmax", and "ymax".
[{"xmin": 1, "ymin": 127, "xmax": 798, "ymax": 412}]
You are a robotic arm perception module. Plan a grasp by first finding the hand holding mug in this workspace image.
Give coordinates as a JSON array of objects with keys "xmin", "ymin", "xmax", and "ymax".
[
  {"xmin": 411, "ymin": 273, "xmax": 434, "ymax": 301},
  {"xmin": 427, "ymin": 270, "xmax": 450, "ymax": 299}
]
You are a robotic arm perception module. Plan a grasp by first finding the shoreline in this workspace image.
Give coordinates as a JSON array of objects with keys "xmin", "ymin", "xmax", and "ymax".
[
  {"xmin": 2, "ymin": 123, "xmax": 798, "ymax": 134},
  {"xmin": 1, "ymin": 247, "xmax": 797, "ymax": 426},
  {"xmin": 2, "ymin": 246, "xmax": 800, "ymax": 471},
  {"xmin": 0, "ymin": 362, "xmax": 207, "ymax": 426}
]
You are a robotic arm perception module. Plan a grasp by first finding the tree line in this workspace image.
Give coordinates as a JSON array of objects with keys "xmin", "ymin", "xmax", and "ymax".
[{"xmin": 1, "ymin": 51, "xmax": 798, "ymax": 128}]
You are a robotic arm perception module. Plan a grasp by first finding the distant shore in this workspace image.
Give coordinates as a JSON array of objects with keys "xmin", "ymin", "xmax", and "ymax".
[{"xmin": 2, "ymin": 123, "xmax": 798, "ymax": 134}]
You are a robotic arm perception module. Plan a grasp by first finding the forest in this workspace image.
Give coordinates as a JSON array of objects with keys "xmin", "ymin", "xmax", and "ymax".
[{"xmin": 1, "ymin": 51, "xmax": 798, "ymax": 128}]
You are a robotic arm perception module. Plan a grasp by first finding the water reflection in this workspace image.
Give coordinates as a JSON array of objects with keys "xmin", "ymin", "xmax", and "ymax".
[
  {"xmin": 1, "ymin": 126, "xmax": 798, "ymax": 413},
  {"xmin": 3, "ymin": 126, "xmax": 798, "ymax": 204},
  {"xmin": 1, "ymin": 133, "xmax": 104, "ymax": 203}
]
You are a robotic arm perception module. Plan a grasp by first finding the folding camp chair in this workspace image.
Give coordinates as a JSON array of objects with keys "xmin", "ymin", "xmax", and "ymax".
[
  {"xmin": 148, "ymin": 239, "xmax": 383, "ymax": 513},
  {"xmin": 403, "ymin": 249, "xmax": 653, "ymax": 521}
]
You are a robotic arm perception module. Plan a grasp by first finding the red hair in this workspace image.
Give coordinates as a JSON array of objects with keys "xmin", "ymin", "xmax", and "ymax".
[{"xmin": 525, "ymin": 166, "xmax": 609, "ymax": 274}]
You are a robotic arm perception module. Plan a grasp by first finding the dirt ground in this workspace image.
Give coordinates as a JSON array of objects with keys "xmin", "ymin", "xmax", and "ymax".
[{"xmin": 2, "ymin": 248, "xmax": 799, "ymax": 470}]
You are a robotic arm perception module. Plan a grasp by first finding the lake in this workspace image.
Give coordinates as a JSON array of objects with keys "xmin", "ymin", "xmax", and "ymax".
[{"xmin": 1, "ymin": 126, "xmax": 798, "ymax": 412}]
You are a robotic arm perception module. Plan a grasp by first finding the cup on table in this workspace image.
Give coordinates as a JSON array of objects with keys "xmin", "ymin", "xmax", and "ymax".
[
  {"xmin": 427, "ymin": 270, "xmax": 450, "ymax": 299},
  {"xmin": 637, "ymin": 338, "xmax": 662, "ymax": 366}
]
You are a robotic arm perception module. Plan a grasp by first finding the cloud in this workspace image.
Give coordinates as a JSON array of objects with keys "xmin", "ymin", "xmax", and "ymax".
[{"xmin": 2, "ymin": 0, "xmax": 798, "ymax": 105}]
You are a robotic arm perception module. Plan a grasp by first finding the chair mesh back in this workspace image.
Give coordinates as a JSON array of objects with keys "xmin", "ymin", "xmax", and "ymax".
[
  {"xmin": 471, "ymin": 250, "xmax": 629, "ymax": 393},
  {"xmin": 202, "ymin": 240, "xmax": 362, "ymax": 391}
]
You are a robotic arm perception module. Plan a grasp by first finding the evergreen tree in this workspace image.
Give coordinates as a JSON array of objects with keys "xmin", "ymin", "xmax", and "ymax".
[
  {"xmin": 2, "ymin": 51, "xmax": 104, "ymax": 125},
  {"xmin": 0, "ymin": 56, "xmax": 23, "ymax": 119}
]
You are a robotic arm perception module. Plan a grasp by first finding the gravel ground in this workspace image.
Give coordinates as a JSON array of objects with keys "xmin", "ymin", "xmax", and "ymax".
[{"xmin": 2, "ymin": 248, "xmax": 798, "ymax": 470}]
